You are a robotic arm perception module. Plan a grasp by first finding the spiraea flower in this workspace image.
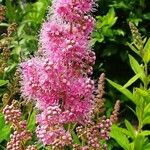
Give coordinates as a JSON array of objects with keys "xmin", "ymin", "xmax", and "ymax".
[
  {"xmin": 53, "ymin": 0, "xmax": 95, "ymax": 22},
  {"xmin": 36, "ymin": 107, "xmax": 73, "ymax": 147},
  {"xmin": 20, "ymin": 0, "xmax": 97, "ymax": 148},
  {"xmin": 39, "ymin": 21, "xmax": 95, "ymax": 74},
  {"xmin": 20, "ymin": 57, "xmax": 94, "ymax": 116}
]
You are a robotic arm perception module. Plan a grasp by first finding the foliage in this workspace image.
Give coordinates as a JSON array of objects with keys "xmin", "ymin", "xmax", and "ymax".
[
  {"xmin": 0, "ymin": 0, "xmax": 51, "ymax": 98},
  {"xmin": 93, "ymin": 0, "xmax": 150, "ymax": 82},
  {"xmin": 108, "ymin": 23, "xmax": 150, "ymax": 150}
]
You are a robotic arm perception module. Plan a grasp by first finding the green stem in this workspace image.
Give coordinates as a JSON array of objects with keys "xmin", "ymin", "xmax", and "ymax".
[{"xmin": 144, "ymin": 63, "xmax": 148, "ymax": 90}]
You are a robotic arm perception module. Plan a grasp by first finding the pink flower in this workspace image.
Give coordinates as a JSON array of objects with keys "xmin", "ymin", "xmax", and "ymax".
[
  {"xmin": 20, "ymin": 0, "xmax": 96, "ymax": 147},
  {"xmin": 36, "ymin": 123, "xmax": 72, "ymax": 146},
  {"xmin": 36, "ymin": 105, "xmax": 73, "ymax": 145},
  {"xmin": 53, "ymin": 0, "xmax": 95, "ymax": 22},
  {"xmin": 20, "ymin": 57, "xmax": 94, "ymax": 116}
]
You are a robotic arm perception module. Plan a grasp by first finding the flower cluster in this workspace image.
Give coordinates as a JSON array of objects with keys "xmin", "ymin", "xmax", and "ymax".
[
  {"xmin": 19, "ymin": 0, "xmax": 120, "ymax": 149},
  {"xmin": 93, "ymin": 73, "xmax": 106, "ymax": 116},
  {"xmin": 21, "ymin": 57, "xmax": 94, "ymax": 114},
  {"xmin": 36, "ymin": 106, "xmax": 73, "ymax": 147},
  {"xmin": 36, "ymin": 124, "xmax": 72, "ymax": 148},
  {"xmin": 3, "ymin": 100, "xmax": 37, "ymax": 150},
  {"xmin": 3, "ymin": 101, "xmax": 22, "ymax": 124},
  {"xmin": 20, "ymin": 0, "xmax": 96, "ymax": 127},
  {"xmin": 110, "ymin": 100, "xmax": 120, "ymax": 123}
]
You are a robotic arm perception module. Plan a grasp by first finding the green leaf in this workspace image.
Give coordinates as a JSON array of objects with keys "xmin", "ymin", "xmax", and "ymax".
[
  {"xmin": 139, "ymin": 130, "xmax": 150, "ymax": 137},
  {"xmin": 134, "ymin": 135, "xmax": 145, "ymax": 150},
  {"xmin": 0, "ymin": 113, "xmax": 11, "ymax": 142},
  {"xmin": 127, "ymin": 42, "xmax": 140, "ymax": 56},
  {"xmin": 4, "ymin": 63, "xmax": 17, "ymax": 75},
  {"xmin": 125, "ymin": 120, "xmax": 136, "ymax": 139},
  {"xmin": 143, "ymin": 13, "xmax": 150, "ymax": 20},
  {"xmin": 96, "ymin": 8, "xmax": 117, "ymax": 29},
  {"xmin": 136, "ymin": 106, "xmax": 143, "ymax": 126},
  {"xmin": 103, "ymin": 8, "xmax": 117, "ymax": 27},
  {"xmin": 110, "ymin": 125, "xmax": 129, "ymax": 150},
  {"xmin": 27, "ymin": 109, "xmax": 36, "ymax": 132},
  {"xmin": 0, "ymin": 80, "xmax": 9, "ymax": 87},
  {"xmin": 129, "ymin": 55, "xmax": 145, "ymax": 82},
  {"xmin": 5, "ymin": 0, "xmax": 17, "ymax": 22},
  {"xmin": 123, "ymin": 73, "xmax": 141, "ymax": 88},
  {"xmin": 107, "ymin": 79, "xmax": 136, "ymax": 103},
  {"xmin": 71, "ymin": 130, "xmax": 81, "ymax": 144},
  {"xmin": 142, "ymin": 104, "xmax": 150, "ymax": 126},
  {"xmin": 129, "ymin": 55, "xmax": 143, "ymax": 74},
  {"xmin": 143, "ymin": 38, "xmax": 150, "ymax": 63},
  {"xmin": 135, "ymin": 88, "xmax": 149, "ymax": 97}
]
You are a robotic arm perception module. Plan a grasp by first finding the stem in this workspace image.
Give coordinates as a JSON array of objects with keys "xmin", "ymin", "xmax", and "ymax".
[
  {"xmin": 27, "ymin": 103, "xmax": 33, "ymax": 125},
  {"xmin": 144, "ymin": 63, "xmax": 148, "ymax": 90},
  {"xmin": 68, "ymin": 123, "xmax": 71, "ymax": 131}
]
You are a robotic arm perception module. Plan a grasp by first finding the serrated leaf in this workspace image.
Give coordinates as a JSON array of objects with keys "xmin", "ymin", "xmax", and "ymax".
[
  {"xmin": 123, "ymin": 73, "xmax": 141, "ymax": 88},
  {"xmin": 104, "ymin": 8, "xmax": 117, "ymax": 27},
  {"xmin": 107, "ymin": 79, "xmax": 136, "ymax": 103}
]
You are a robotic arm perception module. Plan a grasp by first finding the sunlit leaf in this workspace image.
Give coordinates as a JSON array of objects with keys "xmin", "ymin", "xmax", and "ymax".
[
  {"xmin": 143, "ymin": 38, "xmax": 150, "ymax": 63},
  {"xmin": 110, "ymin": 125, "xmax": 129, "ymax": 150},
  {"xmin": 0, "ymin": 80, "xmax": 9, "ymax": 87},
  {"xmin": 107, "ymin": 79, "xmax": 136, "ymax": 103},
  {"xmin": 123, "ymin": 73, "xmax": 141, "ymax": 88}
]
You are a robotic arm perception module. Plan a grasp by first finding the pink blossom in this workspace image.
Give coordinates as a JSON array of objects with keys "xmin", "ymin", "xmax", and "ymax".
[
  {"xmin": 36, "ymin": 105, "xmax": 73, "ymax": 145},
  {"xmin": 53, "ymin": 0, "xmax": 95, "ymax": 22},
  {"xmin": 20, "ymin": 0, "xmax": 96, "ymax": 146},
  {"xmin": 36, "ymin": 124, "xmax": 72, "ymax": 146},
  {"xmin": 20, "ymin": 56, "xmax": 94, "ymax": 114}
]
